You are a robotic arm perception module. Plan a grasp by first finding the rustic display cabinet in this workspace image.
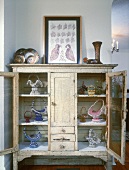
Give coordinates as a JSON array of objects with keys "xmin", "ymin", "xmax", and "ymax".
[{"xmin": 0, "ymin": 64, "xmax": 127, "ymax": 170}]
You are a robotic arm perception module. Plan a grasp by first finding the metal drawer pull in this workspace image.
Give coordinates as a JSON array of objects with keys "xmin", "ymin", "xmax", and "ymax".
[
  {"xmin": 63, "ymin": 138, "xmax": 70, "ymax": 141},
  {"xmin": 53, "ymin": 137, "xmax": 70, "ymax": 141},
  {"xmin": 62, "ymin": 129, "xmax": 66, "ymax": 133},
  {"xmin": 60, "ymin": 145, "xmax": 65, "ymax": 149}
]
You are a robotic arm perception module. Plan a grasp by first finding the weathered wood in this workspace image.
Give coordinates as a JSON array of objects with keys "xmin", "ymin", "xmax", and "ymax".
[
  {"xmin": 104, "ymin": 154, "xmax": 112, "ymax": 170},
  {"xmin": 16, "ymin": 142, "xmax": 129, "ymax": 169},
  {"xmin": 3, "ymin": 64, "xmax": 125, "ymax": 170},
  {"xmin": 106, "ymin": 71, "xmax": 127, "ymax": 164},
  {"xmin": 20, "ymin": 155, "xmax": 104, "ymax": 165},
  {"xmin": 0, "ymin": 147, "xmax": 16, "ymax": 155},
  {"xmin": 9, "ymin": 64, "xmax": 117, "ymax": 74}
]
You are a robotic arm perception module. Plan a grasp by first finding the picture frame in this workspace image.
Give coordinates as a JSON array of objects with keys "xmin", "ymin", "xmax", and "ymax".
[{"xmin": 44, "ymin": 16, "xmax": 82, "ymax": 64}]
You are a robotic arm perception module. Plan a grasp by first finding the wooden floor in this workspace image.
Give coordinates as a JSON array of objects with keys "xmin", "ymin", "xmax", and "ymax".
[{"xmin": 19, "ymin": 142, "xmax": 129, "ymax": 170}]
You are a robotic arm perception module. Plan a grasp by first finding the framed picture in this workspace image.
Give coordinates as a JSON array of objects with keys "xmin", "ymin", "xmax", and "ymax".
[{"xmin": 44, "ymin": 16, "xmax": 82, "ymax": 64}]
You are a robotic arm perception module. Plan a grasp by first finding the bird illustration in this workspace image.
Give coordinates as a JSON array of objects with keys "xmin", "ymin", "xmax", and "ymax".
[
  {"xmin": 65, "ymin": 44, "xmax": 75, "ymax": 61},
  {"xmin": 50, "ymin": 44, "xmax": 61, "ymax": 61}
]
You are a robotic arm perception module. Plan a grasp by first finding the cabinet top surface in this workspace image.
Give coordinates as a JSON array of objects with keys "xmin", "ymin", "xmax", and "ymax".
[{"xmin": 9, "ymin": 63, "xmax": 118, "ymax": 68}]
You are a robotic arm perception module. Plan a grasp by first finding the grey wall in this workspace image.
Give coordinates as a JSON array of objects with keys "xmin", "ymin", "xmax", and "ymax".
[
  {"xmin": 16, "ymin": 0, "xmax": 113, "ymax": 64},
  {"xmin": 112, "ymin": 0, "xmax": 129, "ymax": 88},
  {"xmin": 4, "ymin": 0, "xmax": 16, "ymax": 71},
  {"xmin": 0, "ymin": 0, "xmax": 16, "ymax": 170}
]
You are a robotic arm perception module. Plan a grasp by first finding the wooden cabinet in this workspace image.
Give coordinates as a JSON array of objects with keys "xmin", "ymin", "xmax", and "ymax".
[{"xmin": 0, "ymin": 64, "xmax": 127, "ymax": 170}]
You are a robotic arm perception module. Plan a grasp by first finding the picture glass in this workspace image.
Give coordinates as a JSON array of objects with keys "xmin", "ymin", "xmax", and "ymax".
[{"xmin": 44, "ymin": 16, "xmax": 81, "ymax": 64}]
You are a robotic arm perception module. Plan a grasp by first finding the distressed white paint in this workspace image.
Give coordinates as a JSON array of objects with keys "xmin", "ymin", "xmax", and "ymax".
[{"xmin": 8, "ymin": 64, "xmax": 125, "ymax": 170}]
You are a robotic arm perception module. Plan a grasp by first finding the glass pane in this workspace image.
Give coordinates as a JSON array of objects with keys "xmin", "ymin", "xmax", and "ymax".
[
  {"xmin": 109, "ymin": 74, "xmax": 124, "ymax": 156},
  {"xmin": 4, "ymin": 77, "xmax": 13, "ymax": 149}
]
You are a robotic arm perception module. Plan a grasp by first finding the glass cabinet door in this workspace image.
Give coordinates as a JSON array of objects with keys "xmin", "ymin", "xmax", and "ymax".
[
  {"xmin": 0, "ymin": 72, "xmax": 18, "ymax": 155},
  {"xmin": 106, "ymin": 71, "xmax": 127, "ymax": 164}
]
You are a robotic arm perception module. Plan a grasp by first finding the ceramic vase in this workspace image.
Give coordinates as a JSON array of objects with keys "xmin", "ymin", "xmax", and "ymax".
[{"xmin": 92, "ymin": 41, "xmax": 102, "ymax": 64}]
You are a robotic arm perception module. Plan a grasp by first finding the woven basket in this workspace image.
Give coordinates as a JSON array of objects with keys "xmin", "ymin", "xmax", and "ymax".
[{"xmin": 88, "ymin": 85, "xmax": 95, "ymax": 96}]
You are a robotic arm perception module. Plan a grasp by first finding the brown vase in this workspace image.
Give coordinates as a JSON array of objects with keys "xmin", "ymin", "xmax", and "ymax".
[{"xmin": 92, "ymin": 41, "xmax": 102, "ymax": 64}]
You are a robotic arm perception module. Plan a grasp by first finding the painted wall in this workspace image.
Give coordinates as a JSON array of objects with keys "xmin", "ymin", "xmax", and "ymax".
[
  {"xmin": 16, "ymin": 0, "xmax": 113, "ymax": 64},
  {"xmin": 4, "ymin": 0, "xmax": 16, "ymax": 71},
  {"xmin": 0, "ymin": 0, "xmax": 16, "ymax": 170},
  {"xmin": 112, "ymin": 0, "xmax": 129, "ymax": 88}
]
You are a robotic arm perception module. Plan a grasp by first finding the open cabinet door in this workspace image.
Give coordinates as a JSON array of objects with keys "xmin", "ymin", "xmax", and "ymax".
[
  {"xmin": 106, "ymin": 71, "xmax": 127, "ymax": 164},
  {"xmin": 0, "ymin": 72, "xmax": 18, "ymax": 156}
]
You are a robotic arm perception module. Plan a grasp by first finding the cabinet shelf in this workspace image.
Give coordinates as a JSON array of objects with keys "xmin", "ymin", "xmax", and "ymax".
[
  {"xmin": 77, "ymin": 94, "xmax": 106, "ymax": 98},
  {"xmin": 19, "ymin": 119, "xmax": 48, "ymax": 125},
  {"xmin": 19, "ymin": 94, "xmax": 49, "ymax": 97},
  {"xmin": 19, "ymin": 142, "xmax": 106, "ymax": 152},
  {"xmin": 78, "ymin": 119, "xmax": 106, "ymax": 126},
  {"xmin": 19, "ymin": 142, "xmax": 48, "ymax": 151},
  {"xmin": 78, "ymin": 142, "xmax": 106, "ymax": 151}
]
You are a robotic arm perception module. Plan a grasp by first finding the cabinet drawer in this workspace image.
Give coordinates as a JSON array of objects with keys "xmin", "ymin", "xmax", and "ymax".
[
  {"xmin": 51, "ymin": 127, "xmax": 74, "ymax": 134},
  {"xmin": 51, "ymin": 134, "xmax": 75, "ymax": 142},
  {"xmin": 51, "ymin": 141, "xmax": 75, "ymax": 151}
]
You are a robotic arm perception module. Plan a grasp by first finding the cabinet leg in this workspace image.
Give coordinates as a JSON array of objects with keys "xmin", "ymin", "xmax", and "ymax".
[
  {"xmin": 13, "ymin": 153, "xmax": 18, "ymax": 170},
  {"xmin": 104, "ymin": 154, "xmax": 112, "ymax": 170}
]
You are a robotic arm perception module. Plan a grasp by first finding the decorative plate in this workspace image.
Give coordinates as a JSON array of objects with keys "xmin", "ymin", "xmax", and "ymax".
[
  {"xmin": 24, "ymin": 48, "xmax": 40, "ymax": 64},
  {"xmin": 14, "ymin": 48, "xmax": 26, "ymax": 63},
  {"xmin": 13, "ymin": 48, "xmax": 40, "ymax": 64}
]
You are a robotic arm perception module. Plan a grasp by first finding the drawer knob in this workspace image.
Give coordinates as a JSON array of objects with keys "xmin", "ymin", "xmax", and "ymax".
[
  {"xmin": 60, "ymin": 145, "xmax": 65, "ymax": 149},
  {"xmin": 52, "ymin": 102, "xmax": 56, "ymax": 106},
  {"xmin": 62, "ymin": 128, "xmax": 66, "ymax": 133}
]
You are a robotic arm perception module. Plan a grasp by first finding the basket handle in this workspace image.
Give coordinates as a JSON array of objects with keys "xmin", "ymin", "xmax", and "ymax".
[
  {"xmin": 80, "ymin": 106, "xmax": 86, "ymax": 114},
  {"xmin": 27, "ymin": 74, "xmax": 39, "ymax": 81}
]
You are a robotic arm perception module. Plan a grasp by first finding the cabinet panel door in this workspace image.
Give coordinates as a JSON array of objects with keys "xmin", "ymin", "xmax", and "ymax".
[
  {"xmin": 51, "ymin": 73, "xmax": 75, "ymax": 126},
  {"xmin": 0, "ymin": 72, "xmax": 18, "ymax": 155},
  {"xmin": 106, "ymin": 71, "xmax": 127, "ymax": 164}
]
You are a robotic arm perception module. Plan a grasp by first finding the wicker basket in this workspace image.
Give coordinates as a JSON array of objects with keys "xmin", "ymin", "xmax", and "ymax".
[{"xmin": 88, "ymin": 85, "xmax": 95, "ymax": 96}]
